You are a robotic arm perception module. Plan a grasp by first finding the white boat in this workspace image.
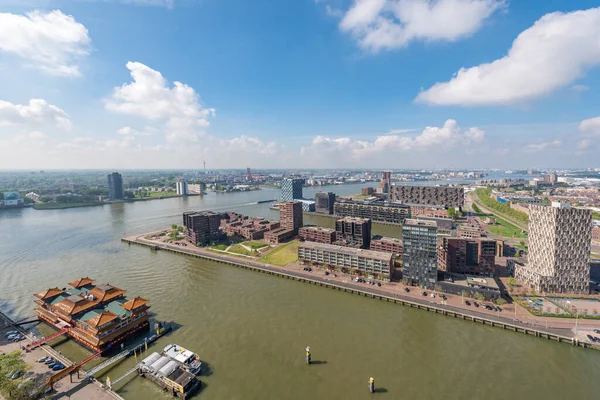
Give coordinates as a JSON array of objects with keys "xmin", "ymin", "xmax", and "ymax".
[{"xmin": 162, "ymin": 344, "xmax": 202, "ymax": 375}]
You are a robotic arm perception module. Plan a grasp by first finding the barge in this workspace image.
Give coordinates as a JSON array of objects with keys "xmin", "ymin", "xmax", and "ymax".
[
  {"xmin": 33, "ymin": 277, "xmax": 151, "ymax": 353},
  {"xmin": 139, "ymin": 347, "xmax": 201, "ymax": 398}
]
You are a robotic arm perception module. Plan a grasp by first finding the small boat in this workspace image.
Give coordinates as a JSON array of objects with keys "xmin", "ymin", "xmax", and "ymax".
[{"xmin": 163, "ymin": 344, "xmax": 202, "ymax": 375}]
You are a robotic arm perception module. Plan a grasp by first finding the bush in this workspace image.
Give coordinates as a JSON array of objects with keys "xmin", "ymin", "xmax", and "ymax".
[{"xmin": 495, "ymin": 298, "xmax": 507, "ymax": 305}]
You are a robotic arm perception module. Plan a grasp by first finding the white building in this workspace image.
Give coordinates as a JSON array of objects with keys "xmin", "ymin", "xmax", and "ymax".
[
  {"xmin": 1, "ymin": 192, "xmax": 24, "ymax": 206},
  {"xmin": 188, "ymin": 184, "xmax": 203, "ymax": 195},
  {"xmin": 176, "ymin": 181, "xmax": 188, "ymax": 196},
  {"xmin": 515, "ymin": 202, "xmax": 592, "ymax": 294}
]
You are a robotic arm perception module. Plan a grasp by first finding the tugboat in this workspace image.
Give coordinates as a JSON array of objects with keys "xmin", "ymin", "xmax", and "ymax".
[{"xmin": 162, "ymin": 344, "xmax": 202, "ymax": 375}]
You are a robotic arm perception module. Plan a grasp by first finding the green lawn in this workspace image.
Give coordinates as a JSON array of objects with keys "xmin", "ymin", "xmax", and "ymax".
[
  {"xmin": 136, "ymin": 191, "xmax": 179, "ymax": 199},
  {"xmin": 212, "ymin": 243, "xmax": 228, "ymax": 251},
  {"xmin": 246, "ymin": 241, "xmax": 268, "ymax": 250},
  {"xmin": 487, "ymin": 217, "xmax": 528, "ymax": 239},
  {"xmin": 258, "ymin": 240, "xmax": 299, "ymax": 266},
  {"xmin": 228, "ymin": 244, "xmax": 253, "ymax": 256}
]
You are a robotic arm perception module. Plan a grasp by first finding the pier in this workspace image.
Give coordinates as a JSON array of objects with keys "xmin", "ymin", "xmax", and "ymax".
[{"xmin": 122, "ymin": 234, "xmax": 594, "ymax": 350}]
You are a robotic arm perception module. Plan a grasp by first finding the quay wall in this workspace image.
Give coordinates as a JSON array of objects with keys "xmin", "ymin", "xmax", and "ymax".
[{"xmin": 121, "ymin": 236, "xmax": 592, "ymax": 350}]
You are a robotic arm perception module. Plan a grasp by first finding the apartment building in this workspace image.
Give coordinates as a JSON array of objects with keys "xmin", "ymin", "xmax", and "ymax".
[
  {"xmin": 402, "ymin": 219, "xmax": 438, "ymax": 289},
  {"xmin": 389, "ymin": 185, "xmax": 464, "ymax": 207},
  {"xmin": 298, "ymin": 226, "xmax": 336, "ymax": 244},
  {"xmin": 370, "ymin": 236, "xmax": 403, "ymax": 257},
  {"xmin": 183, "ymin": 211, "xmax": 228, "ymax": 246},
  {"xmin": 335, "ymin": 217, "xmax": 372, "ymax": 249},
  {"xmin": 438, "ymin": 238, "xmax": 496, "ymax": 276},
  {"xmin": 297, "ymin": 242, "xmax": 393, "ymax": 281},
  {"xmin": 334, "ymin": 199, "xmax": 410, "ymax": 224},
  {"xmin": 264, "ymin": 201, "xmax": 303, "ymax": 244},
  {"xmin": 315, "ymin": 192, "xmax": 336, "ymax": 214},
  {"xmin": 220, "ymin": 212, "xmax": 280, "ymax": 241}
]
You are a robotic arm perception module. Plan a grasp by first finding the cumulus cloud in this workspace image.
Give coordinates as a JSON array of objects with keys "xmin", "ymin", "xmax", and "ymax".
[
  {"xmin": 577, "ymin": 115, "xmax": 600, "ymax": 151},
  {"xmin": 116, "ymin": 126, "xmax": 151, "ymax": 136},
  {"xmin": 0, "ymin": 99, "xmax": 72, "ymax": 130},
  {"xmin": 301, "ymin": 119, "xmax": 484, "ymax": 163},
  {"xmin": 416, "ymin": 7, "xmax": 600, "ymax": 106},
  {"xmin": 0, "ymin": 10, "xmax": 90, "ymax": 76},
  {"xmin": 339, "ymin": 0, "xmax": 503, "ymax": 52},
  {"xmin": 106, "ymin": 62, "xmax": 215, "ymax": 143},
  {"xmin": 523, "ymin": 140, "xmax": 561, "ymax": 153}
]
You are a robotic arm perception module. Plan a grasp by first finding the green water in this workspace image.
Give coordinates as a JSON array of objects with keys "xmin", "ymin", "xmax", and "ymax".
[{"xmin": 1, "ymin": 185, "xmax": 599, "ymax": 399}]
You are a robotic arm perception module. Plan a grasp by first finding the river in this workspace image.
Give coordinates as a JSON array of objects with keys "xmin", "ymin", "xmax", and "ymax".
[{"xmin": 1, "ymin": 182, "xmax": 599, "ymax": 399}]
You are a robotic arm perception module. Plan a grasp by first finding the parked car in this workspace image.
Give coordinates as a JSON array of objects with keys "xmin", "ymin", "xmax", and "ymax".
[
  {"xmin": 404, "ymin": 288, "xmax": 410, "ymax": 293},
  {"xmin": 52, "ymin": 364, "xmax": 64, "ymax": 371},
  {"xmin": 587, "ymin": 334, "xmax": 594, "ymax": 342},
  {"xmin": 4, "ymin": 331, "xmax": 17, "ymax": 337},
  {"xmin": 38, "ymin": 357, "xmax": 48, "ymax": 363},
  {"xmin": 465, "ymin": 301, "xmax": 471, "ymax": 306},
  {"xmin": 422, "ymin": 291, "xmax": 427, "ymax": 296},
  {"xmin": 11, "ymin": 371, "xmax": 22, "ymax": 380},
  {"xmin": 594, "ymin": 329, "xmax": 600, "ymax": 334},
  {"xmin": 474, "ymin": 302, "xmax": 479, "ymax": 307}
]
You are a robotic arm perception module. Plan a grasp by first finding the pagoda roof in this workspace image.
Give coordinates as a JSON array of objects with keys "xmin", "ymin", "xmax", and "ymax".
[
  {"xmin": 121, "ymin": 296, "xmax": 149, "ymax": 311},
  {"xmin": 54, "ymin": 295, "xmax": 94, "ymax": 316},
  {"xmin": 88, "ymin": 284, "xmax": 126, "ymax": 303},
  {"xmin": 34, "ymin": 287, "xmax": 64, "ymax": 301},
  {"xmin": 86, "ymin": 310, "xmax": 119, "ymax": 328},
  {"xmin": 68, "ymin": 277, "xmax": 95, "ymax": 288}
]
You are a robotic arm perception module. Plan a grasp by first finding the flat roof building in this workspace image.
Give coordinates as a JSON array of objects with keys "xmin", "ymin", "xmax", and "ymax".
[
  {"xmin": 438, "ymin": 238, "xmax": 496, "ymax": 276},
  {"xmin": 298, "ymin": 242, "xmax": 393, "ymax": 281},
  {"xmin": 402, "ymin": 219, "xmax": 438, "ymax": 289},
  {"xmin": 370, "ymin": 236, "xmax": 403, "ymax": 257},
  {"xmin": 390, "ymin": 185, "xmax": 464, "ymax": 207},
  {"xmin": 335, "ymin": 217, "xmax": 372, "ymax": 249},
  {"xmin": 315, "ymin": 192, "xmax": 336, "ymax": 215},
  {"xmin": 334, "ymin": 199, "xmax": 410, "ymax": 224},
  {"xmin": 107, "ymin": 172, "xmax": 124, "ymax": 200},
  {"xmin": 299, "ymin": 226, "xmax": 336, "ymax": 244},
  {"xmin": 183, "ymin": 211, "xmax": 228, "ymax": 246},
  {"xmin": 280, "ymin": 201, "xmax": 303, "ymax": 233}
]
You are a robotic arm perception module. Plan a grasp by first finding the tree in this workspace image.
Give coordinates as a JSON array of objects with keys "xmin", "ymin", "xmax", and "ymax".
[
  {"xmin": 529, "ymin": 289, "xmax": 537, "ymax": 297},
  {"xmin": 0, "ymin": 351, "xmax": 32, "ymax": 400},
  {"xmin": 447, "ymin": 207, "xmax": 457, "ymax": 219},
  {"xmin": 507, "ymin": 276, "xmax": 516, "ymax": 287},
  {"xmin": 171, "ymin": 224, "xmax": 178, "ymax": 229},
  {"xmin": 473, "ymin": 292, "xmax": 486, "ymax": 301},
  {"xmin": 124, "ymin": 190, "xmax": 135, "ymax": 199},
  {"xmin": 495, "ymin": 298, "xmax": 507, "ymax": 305}
]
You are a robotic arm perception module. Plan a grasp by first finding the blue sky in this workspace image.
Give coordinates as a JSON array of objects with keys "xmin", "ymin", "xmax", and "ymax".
[{"xmin": 0, "ymin": 0, "xmax": 599, "ymax": 169}]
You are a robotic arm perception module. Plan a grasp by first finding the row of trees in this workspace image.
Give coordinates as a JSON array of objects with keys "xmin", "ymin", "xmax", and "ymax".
[
  {"xmin": 475, "ymin": 188, "xmax": 529, "ymax": 225},
  {"xmin": 0, "ymin": 351, "xmax": 35, "ymax": 399}
]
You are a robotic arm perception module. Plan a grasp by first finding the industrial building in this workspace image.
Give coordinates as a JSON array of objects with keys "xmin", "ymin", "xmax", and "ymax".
[
  {"xmin": 437, "ymin": 238, "xmax": 496, "ymax": 276},
  {"xmin": 389, "ymin": 185, "xmax": 464, "ymax": 207},
  {"xmin": 515, "ymin": 203, "xmax": 592, "ymax": 294},
  {"xmin": 402, "ymin": 219, "xmax": 438, "ymax": 289},
  {"xmin": 298, "ymin": 242, "xmax": 394, "ymax": 281},
  {"xmin": 176, "ymin": 181, "xmax": 188, "ymax": 195},
  {"xmin": 333, "ymin": 199, "xmax": 410, "ymax": 224}
]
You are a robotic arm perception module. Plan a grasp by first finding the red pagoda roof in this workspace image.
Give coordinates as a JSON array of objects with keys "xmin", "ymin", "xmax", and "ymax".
[
  {"xmin": 34, "ymin": 288, "xmax": 64, "ymax": 301},
  {"xmin": 68, "ymin": 277, "xmax": 95, "ymax": 288},
  {"xmin": 121, "ymin": 296, "xmax": 149, "ymax": 311}
]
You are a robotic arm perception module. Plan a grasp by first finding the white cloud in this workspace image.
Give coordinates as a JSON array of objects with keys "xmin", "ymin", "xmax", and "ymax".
[
  {"xmin": 339, "ymin": 0, "xmax": 503, "ymax": 52},
  {"xmin": 117, "ymin": 126, "xmax": 151, "ymax": 136},
  {"xmin": 416, "ymin": 7, "xmax": 600, "ymax": 106},
  {"xmin": 89, "ymin": 0, "xmax": 174, "ymax": 6},
  {"xmin": 301, "ymin": 119, "xmax": 484, "ymax": 164},
  {"xmin": 106, "ymin": 62, "xmax": 215, "ymax": 143},
  {"xmin": 0, "ymin": 99, "xmax": 72, "ymax": 130},
  {"xmin": 523, "ymin": 140, "xmax": 561, "ymax": 153},
  {"xmin": 0, "ymin": 10, "xmax": 90, "ymax": 76},
  {"xmin": 571, "ymin": 84, "xmax": 589, "ymax": 93},
  {"xmin": 579, "ymin": 116, "xmax": 600, "ymax": 137}
]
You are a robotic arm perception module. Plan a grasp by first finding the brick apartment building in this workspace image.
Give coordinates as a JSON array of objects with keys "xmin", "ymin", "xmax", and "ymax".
[
  {"xmin": 298, "ymin": 226, "xmax": 336, "ymax": 244},
  {"xmin": 220, "ymin": 212, "xmax": 280, "ymax": 241},
  {"xmin": 335, "ymin": 217, "xmax": 371, "ymax": 249},
  {"xmin": 370, "ymin": 236, "xmax": 403, "ymax": 257},
  {"xmin": 183, "ymin": 211, "xmax": 228, "ymax": 246},
  {"xmin": 314, "ymin": 192, "xmax": 336, "ymax": 214},
  {"xmin": 265, "ymin": 201, "xmax": 303, "ymax": 244},
  {"xmin": 438, "ymin": 237, "xmax": 496, "ymax": 276},
  {"xmin": 334, "ymin": 199, "xmax": 410, "ymax": 224},
  {"xmin": 390, "ymin": 185, "xmax": 464, "ymax": 208}
]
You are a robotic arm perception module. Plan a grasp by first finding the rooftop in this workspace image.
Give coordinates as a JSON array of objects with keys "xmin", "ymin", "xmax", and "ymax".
[
  {"xmin": 371, "ymin": 235, "xmax": 402, "ymax": 244},
  {"xmin": 299, "ymin": 241, "xmax": 393, "ymax": 262},
  {"xmin": 404, "ymin": 219, "xmax": 437, "ymax": 228}
]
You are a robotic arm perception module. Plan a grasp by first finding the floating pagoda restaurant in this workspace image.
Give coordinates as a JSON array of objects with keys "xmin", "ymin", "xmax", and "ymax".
[{"xmin": 33, "ymin": 277, "xmax": 151, "ymax": 353}]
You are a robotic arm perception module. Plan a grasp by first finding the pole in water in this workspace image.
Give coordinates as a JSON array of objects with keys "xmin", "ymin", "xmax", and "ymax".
[
  {"xmin": 369, "ymin": 377, "xmax": 375, "ymax": 393},
  {"xmin": 305, "ymin": 346, "xmax": 311, "ymax": 365}
]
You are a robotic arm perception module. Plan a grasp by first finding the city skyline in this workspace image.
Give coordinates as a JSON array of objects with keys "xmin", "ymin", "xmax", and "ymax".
[{"xmin": 1, "ymin": 1, "xmax": 600, "ymax": 169}]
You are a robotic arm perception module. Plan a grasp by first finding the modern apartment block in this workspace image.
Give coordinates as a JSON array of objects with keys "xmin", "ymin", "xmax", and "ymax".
[
  {"xmin": 515, "ymin": 203, "xmax": 592, "ymax": 294},
  {"xmin": 379, "ymin": 171, "xmax": 391, "ymax": 194},
  {"xmin": 298, "ymin": 226, "xmax": 336, "ymax": 244},
  {"xmin": 592, "ymin": 226, "xmax": 600, "ymax": 242},
  {"xmin": 370, "ymin": 236, "xmax": 403, "ymax": 257},
  {"xmin": 265, "ymin": 201, "xmax": 303, "ymax": 244},
  {"xmin": 457, "ymin": 225, "xmax": 485, "ymax": 239},
  {"xmin": 220, "ymin": 212, "xmax": 280, "ymax": 240},
  {"xmin": 187, "ymin": 183, "xmax": 205, "ymax": 195},
  {"xmin": 437, "ymin": 238, "xmax": 496, "ymax": 276},
  {"xmin": 107, "ymin": 172, "xmax": 124, "ymax": 200},
  {"xmin": 281, "ymin": 178, "xmax": 304, "ymax": 202},
  {"xmin": 315, "ymin": 192, "xmax": 336, "ymax": 214},
  {"xmin": 333, "ymin": 199, "xmax": 410, "ymax": 224},
  {"xmin": 389, "ymin": 185, "xmax": 464, "ymax": 207},
  {"xmin": 335, "ymin": 217, "xmax": 372, "ymax": 249},
  {"xmin": 402, "ymin": 219, "xmax": 438, "ymax": 289},
  {"xmin": 297, "ymin": 242, "xmax": 394, "ymax": 281},
  {"xmin": 183, "ymin": 211, "xmax": 228, "ymax": 246}
]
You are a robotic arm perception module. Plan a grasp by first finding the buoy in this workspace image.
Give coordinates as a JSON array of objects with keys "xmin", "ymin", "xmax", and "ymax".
[
  {"xmin": 369, "ymin": 377, "xmax": 375, "ymax": 393},
  {"xmin": 306, "ymin": 346, "xmax": 311, "ymax": 365}
]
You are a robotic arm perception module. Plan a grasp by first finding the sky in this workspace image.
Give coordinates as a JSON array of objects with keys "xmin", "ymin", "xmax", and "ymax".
[{"xmin": 0, "ymin": 0, "xmax": 600, "ymax": 170}]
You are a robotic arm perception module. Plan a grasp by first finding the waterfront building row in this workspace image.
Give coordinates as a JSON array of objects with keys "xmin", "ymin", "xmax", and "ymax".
[
  {"xmin": 389, "ymin": 185, "xmax": 464, "ymax": 208},
  {"xmin": 333, "ymin": 199, "xmax": 411, "ymax": 224}
]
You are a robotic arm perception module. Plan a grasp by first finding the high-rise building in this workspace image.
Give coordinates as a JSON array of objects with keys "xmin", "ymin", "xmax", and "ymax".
[
  {"xmin": 379, "ymin": 171, "xmax": 391, "ymax": 194},
  {"xmin": 107, "ymin": 172, "xmax": 124, "ymax": 200},
  {"xmin": 183, "ymin": 211, "xmax": 228, "ymax": 246},
  {"xmin": 176, "ymin": 181, "xmax": 188, "ymax": 195},
  {"xmin": 437, "ymin": 238, "xmax": 496, "ymax": 276},
  {"xmin": 335, "ymin": 217, "xmax": 371, "ymax": 249},
  {"xmin": 402, "ymin": 219, "xmax": 438, "ymax": 289},
  {"xmin": 247, "ymin": 167, "xmax": 253, "ymax": 181},
  {"xmin": 315, "ymin": 192, "xmax": 336, "ymax": 214},
  {"xmin": 281, "ymin": 178, "xmax": 304, "ymax": 202},
  {"xmin": 389, "ymin": 185, "xmax": 464, "ymax": 207},
  {"xmin": 187, "ymin": 183, "xmax": 205, "ymax": 195},
  {"xmin": 279, "ymin": 201, "xmax": 303, "ymax": 233},
  {"xmin": 515, "ymin": 203, "xmax": 592, "ymax": 294}
]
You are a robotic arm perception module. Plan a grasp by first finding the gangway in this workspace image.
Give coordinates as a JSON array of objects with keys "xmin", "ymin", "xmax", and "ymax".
[
  {"xmin": 25, "ymin": 326, "xmax": 71, "ymax": 351},
  {"xmin": 85, "ymin": 348, "xmax": 131, "ymax": 377},
  {"xmin": 111, "ymin": 364, "xmax": 140, "ymax": 386}
]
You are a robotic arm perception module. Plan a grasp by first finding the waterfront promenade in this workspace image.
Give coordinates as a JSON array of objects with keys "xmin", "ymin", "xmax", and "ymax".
[{"xmin": 122, "ymin": 231, "xmax": 600, "ymax": 348}]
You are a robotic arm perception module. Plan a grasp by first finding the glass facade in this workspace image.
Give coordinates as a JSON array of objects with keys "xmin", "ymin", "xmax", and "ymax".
[{"xmin": 402, "ymin": 221, "xmax": 438, "ymax": 289}]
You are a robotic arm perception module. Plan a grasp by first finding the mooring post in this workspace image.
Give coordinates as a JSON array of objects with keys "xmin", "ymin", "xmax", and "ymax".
[{"xmin": 369, "ymin": 377, "xmax": 375, "ymax": 393}]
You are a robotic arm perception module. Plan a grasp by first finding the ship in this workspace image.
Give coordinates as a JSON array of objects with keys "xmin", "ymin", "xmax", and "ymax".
[
  {"xmin": 163, "ymin": 344, "xmax": 203, "ymax": 375},
  {"xmin": 33, "ymin": 277, "xmax": 151, "ymax": 353}
]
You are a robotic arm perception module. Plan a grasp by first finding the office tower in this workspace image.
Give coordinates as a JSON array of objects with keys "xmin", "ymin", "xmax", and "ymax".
[
  {"xmin": 279, "ymin": 201, "xmax": 303, "ymax": 233},
  {"xmin": 315, "ymin": 192, "xmax": 336, "ymax": 214},
  {"xmin": 247, "ymin": 167, "xmax": 253, "ymax": 181},
  {"xmin": 281, "ymin": 178, "xmax": 304, "ymax": 202},
  {"xmin": 515, "ymin": 203, "xmax": 592, "ymax": 293},
  {"xmin": 402, "ymin": 219, "xmax": 438, "ymax": 289},
  {"xmin": 107, "ymin": 172, "xmax": 124, "ymax": 200},
  {"xmin": 438, "ymin": 238, "xmax": 496, "ymax": 276}
]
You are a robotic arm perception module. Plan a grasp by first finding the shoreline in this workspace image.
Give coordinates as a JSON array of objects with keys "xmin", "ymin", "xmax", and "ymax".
[
  {"xmin": 121, "ymin": 232, "xmax": 597, "ymax": 351},
  {"xmin": 29, "ymin": 194, "xmax": 197, "ymax": 211}
]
